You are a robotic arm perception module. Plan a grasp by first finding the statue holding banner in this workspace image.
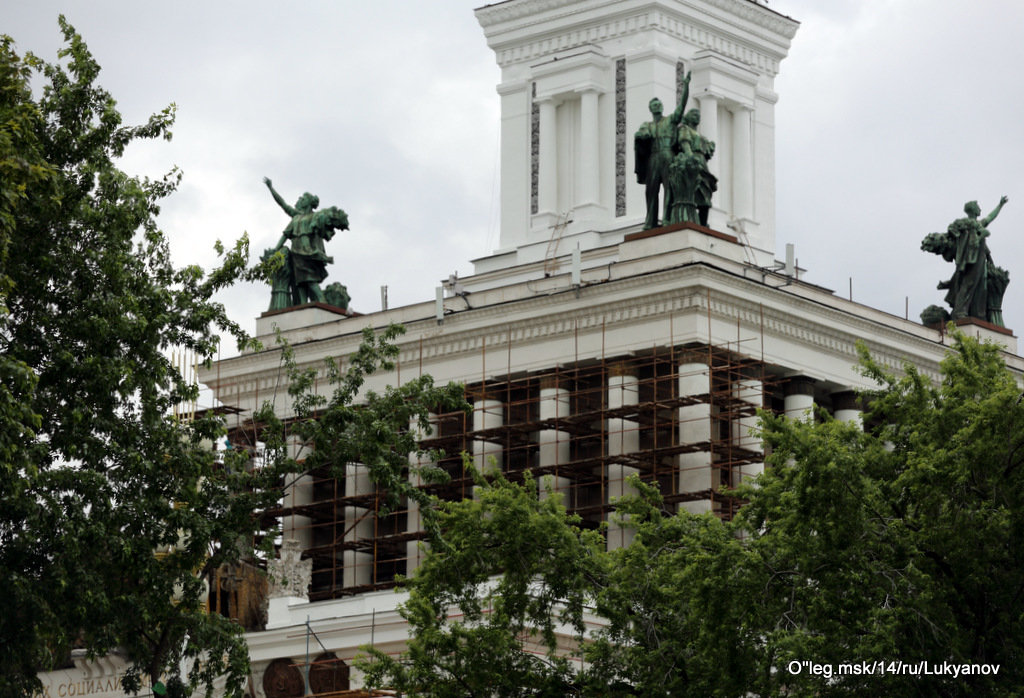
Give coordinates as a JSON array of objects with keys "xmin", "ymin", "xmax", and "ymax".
[
  {"xmin": 262, "ymin": 177, "xmax": 349, "ymax": 311},
  {"xmin": 921, "ymin": 196, "xmax": 1010, "ymax": 327}
]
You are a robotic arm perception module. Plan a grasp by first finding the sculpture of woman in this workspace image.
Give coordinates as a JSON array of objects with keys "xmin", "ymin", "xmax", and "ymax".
[
  {"xmin": 921, "ymin": 196, "xmax": 1009, "ymax": 326},
  {"xmin": 263, "ymin": 177, "xmax": 349, "ymax": 309},
  {"xmin": 667, "ymin": 108, "xmax": 717, "ymax": 227}
]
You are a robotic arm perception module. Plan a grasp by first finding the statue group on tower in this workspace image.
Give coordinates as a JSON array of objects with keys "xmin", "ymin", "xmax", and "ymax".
[{"xmin": 634, "ymin": 71, "xmax": 717, "ymax": 230}]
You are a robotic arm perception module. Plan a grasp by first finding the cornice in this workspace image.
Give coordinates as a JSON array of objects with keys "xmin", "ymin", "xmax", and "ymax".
[
  {"xmin": 207, "ymin": 262, "xmax": 967, "ymax": 407},
  {"xmin": 385, "ymin": 265, "xmax": 942, "ymax": 384},
  {"xmin": 476, "ymin": 0, "xmax": 599, "ymax": 27},
  {"xmin": 477, "ymin": 0, "xmax": 797, "ymax": 39},
  {"xmin": 479, "ymin": 0, "xmax": 797, "ymax": 74},
  {"xmin": 700, "ymin": 0, "xmax": 798, "ymax": 39},
  {"xmin": 394, "ymin": 263, "xmax": 956, "ymax": 386},
  {"xmin": 703, "ymin": 266, "xmax": 944, "ymax": 379}
]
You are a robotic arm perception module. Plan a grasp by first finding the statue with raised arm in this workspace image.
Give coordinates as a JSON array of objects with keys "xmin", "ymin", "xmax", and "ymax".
[
  {"xmin": 921, "ymin": 196, "xmax": 1010, "ymax": 326},
  {"xmin": 262, "ymin": 177, "xmax": 349, "ymax": 310},
  {"xmin": 634, "ymin": 72, "xmax": 690, "ymax": 230}
]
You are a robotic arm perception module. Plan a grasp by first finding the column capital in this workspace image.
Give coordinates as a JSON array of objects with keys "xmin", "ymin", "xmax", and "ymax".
[
  {"xmin": 784, "ymin": 376, "xmax": 816, "ymax": 397},
  {"xmin": 677, "ymin": 347, "xmax": 710, "ymax": 366},
  {"xmin": 608, "ymin": 361, "xmax": 637, "ymax": 378},
  {"xmin": 539, "ymin": 375, "xmax": 568, "ymax": 391},
  {"xmin": 497, "ymin": 80, "xmax": 530, "ymax": 97},
  {"xmin": 831, "ymin": 390, "xmax": 863, "ymax": 413}
]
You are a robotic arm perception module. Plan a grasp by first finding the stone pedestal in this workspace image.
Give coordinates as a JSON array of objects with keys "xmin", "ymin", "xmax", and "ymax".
[{"xmin": 266, "ymin": 539, "xmax": 311, "ymax": 629}]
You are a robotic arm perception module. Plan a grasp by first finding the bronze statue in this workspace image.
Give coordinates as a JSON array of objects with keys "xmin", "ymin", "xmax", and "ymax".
[
  {"xmin": 262, "ymin": 177, "xmax": 349, "ymax": 310},
  {"xmin": 921, "ymin": 196, "xmax": 1010, "ymax": 326},
  {"xmin": 634, "ymin": 71, "xmax": 717, "ymax": 230},
  {"xmin": 634, "ymin": 73, "xmax": 688, "ymax": 230},
  {"xmin": 667, "ymin": 107, "xmax": 717, "ymax": 227},
  {"xmin": 324, "ymin": 282, "xmax": 351, "ymax": 312}
]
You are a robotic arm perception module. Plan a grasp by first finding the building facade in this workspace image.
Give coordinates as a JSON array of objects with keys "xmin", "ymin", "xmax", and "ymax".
[{"xmin": 188, "ymin": 1, "xmax": 1020, "ymax": 695}]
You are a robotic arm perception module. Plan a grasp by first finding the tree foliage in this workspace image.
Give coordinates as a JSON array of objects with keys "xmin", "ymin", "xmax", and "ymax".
[
  {"xmin": 744, "ymin": 334, "xmax": 1024, "ymax": 696},
  {"xmin": 360, "ymin": 468, "xmax": 604, "ymax": 697},
  {"xmin": 0, "ymin": 19, "xmax": 279, "ymax": 697},
  {"xmin": 1, "ymin": 21, "xmax": 471, "ymax": 697},
  {"xmin": 361, "ymin": 333, "xmax": 1024, "ymax": 697},
  {"xmin": 256, "ymin": 323, "xmax": 468, "ymax": 524}
]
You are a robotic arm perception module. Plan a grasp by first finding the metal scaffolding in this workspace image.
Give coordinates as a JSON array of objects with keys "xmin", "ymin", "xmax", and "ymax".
[{"xmin": 223, "ymin": 331, "xmax": 780, "ymax": 602}]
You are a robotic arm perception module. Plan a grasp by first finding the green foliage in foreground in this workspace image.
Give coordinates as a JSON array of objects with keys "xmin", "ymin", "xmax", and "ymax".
[
  {"xmin": 255, "ymin": 323, "xmax": 468, "ymax": 527},
  {"xmin": 1, "ymin": 19, "xmax": 468, "ymax": 696},
  {"xmin": 0, "ymin": 18, "xmax": 283, "ymax": 698},
  {"xmin": 360, "ymin": 334, "xmax": 1024, "ymax": 697}
]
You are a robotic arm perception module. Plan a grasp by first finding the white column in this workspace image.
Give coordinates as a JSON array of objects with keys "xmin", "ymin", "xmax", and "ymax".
[
  {"xmin": 733, "ymin": 378, "xmax": 763, "ymax": 484},
  {"xmin": 731, "ymin": 104, "xmax": 753, "ymax": 222},
  {"xmin": 343, "ymin": 462, "xmax": 374, "ymax": 588},
  {"xmin": 538, "ymin": 377, "xmax": 571, "ymax": 505},
  {"xmin": 406, "ymin": 414, "xmax": 435, "ymax": 577},
  {"xmin": 697, "ymin": 93, "xmax": 719, "ymax": 179},
  {"xmin": 678, "ymin": 359, "xmax": 712, "ymax": 514},
  {"xmin": 606, "ymin": 365, "xmax": 639, "ymax": 550},
  {"xmin": 784, "ymin": 377, "xmax": 816, "ymax": 423},
  {"xmin": 832, "ymin": 391, "xmax": 862, "ymax": 426},
  {"xmin": 578, "ymin": 88, "xmax": 601, "ymax": 207},
  {"xmin": 537, "ymin": 98, "xmax": 558, "ymax": 217},
  {"xmin": 281, "ymin": 435, "xmax": 313, "ymax": 552},
  {"xmin": 472, "ymin": 399, "xmax": 504, "ymax": 481}
]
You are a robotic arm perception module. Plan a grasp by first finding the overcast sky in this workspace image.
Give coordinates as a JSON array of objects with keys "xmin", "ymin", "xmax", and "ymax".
[{"xmin": 4, "ymin": 0, "xmax": 1024, "ymax": 352}]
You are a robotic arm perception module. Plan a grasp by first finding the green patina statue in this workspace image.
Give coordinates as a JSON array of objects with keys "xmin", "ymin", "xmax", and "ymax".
[
  {"xmin": 921, "ymin": 196, "xmax": 1010, "ymax": 327},
  {"xmin": 262, "ymin": 177, "xmax": 350, "ymax": 311},
  {"xmin": 668, "ymin": 107, "xmax": 717, "ymax": 227},
  {"xmin": 324, "ymin": 282, "xmax": 351, "ymax": 312},
  {"xmin": 634, "ymin": 71, "xmax": 717, "ymax": 230},
  {"xmin": 635, "ymin": 92, "xmax": 684, "ymax": 230}
]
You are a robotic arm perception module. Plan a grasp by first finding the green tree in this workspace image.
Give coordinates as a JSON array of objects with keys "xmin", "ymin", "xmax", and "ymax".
[
  {"xmin": 1, "ymin": 22, "xmax": 469, "ymax": 696},
  {"xmin": 359, "ymin": 468, "xmax": 604, "ymax": 697},
  {"xmin": 255, "ymin": 323, "xmax": 468, "ymax": 527},
  {"xmin": 744, "ymin": 333, "xmax": 1024, "ymax": 696},
  {"xmin": 0, "ymin": 20, "xmax": 281, "ymax": 697},
  {"xmin": 361, "ymin": 333, "xmax": 1024, "ymax": 697},
  {"xmin": 581, "ymin": 481, "xmax": 763, "ymax": 697}
]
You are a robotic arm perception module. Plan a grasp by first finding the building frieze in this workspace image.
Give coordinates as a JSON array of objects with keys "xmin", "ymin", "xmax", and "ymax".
[
  {"xmin": 478, "ymin": 0, "xmax": 795, "ymax": 74},
  {"xmin": 207, "ymin": 261, "xmax": 959, "ymax": 408}
]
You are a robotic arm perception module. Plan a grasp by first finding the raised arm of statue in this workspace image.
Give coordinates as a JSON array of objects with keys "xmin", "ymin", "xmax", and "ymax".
[
  {"xmin": 264, "ymin": 177, "xmax": 297, "ymax": 217},
  {"xmin": 982, "ymin": 195, "xmax": 1009, "ymax": 227},
  {"xmin": 671, "ymin": 70, "xmax": 691, "ymax": 125}
]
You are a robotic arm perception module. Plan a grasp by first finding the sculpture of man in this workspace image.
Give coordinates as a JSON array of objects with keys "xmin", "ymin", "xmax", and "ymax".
[
  {"xmin": 921, "ymin": 196, "xmax": 1009, "ymax": 326},
  {"xmin": 634, "ymin": 71, "xmax": 690, "ymax": 230},
  {"xmin": 263, "ymin": 177, "xmax": 349, "ymax": 310}
]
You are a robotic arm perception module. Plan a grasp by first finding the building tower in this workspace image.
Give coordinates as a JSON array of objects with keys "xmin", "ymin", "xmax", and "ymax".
[
  {"xmin": 474, "ymin": 0, "xmax": 799, "ymax": 273},
  {"xmin": 183, "ymin": 2, "xmax": 1022, "ymax": 696}
]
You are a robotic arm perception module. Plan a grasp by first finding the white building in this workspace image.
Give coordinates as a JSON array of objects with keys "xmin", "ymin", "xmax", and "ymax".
[{"xmin": 188, "ymin": 0, "xmax": 1021, "ymax": 695}]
